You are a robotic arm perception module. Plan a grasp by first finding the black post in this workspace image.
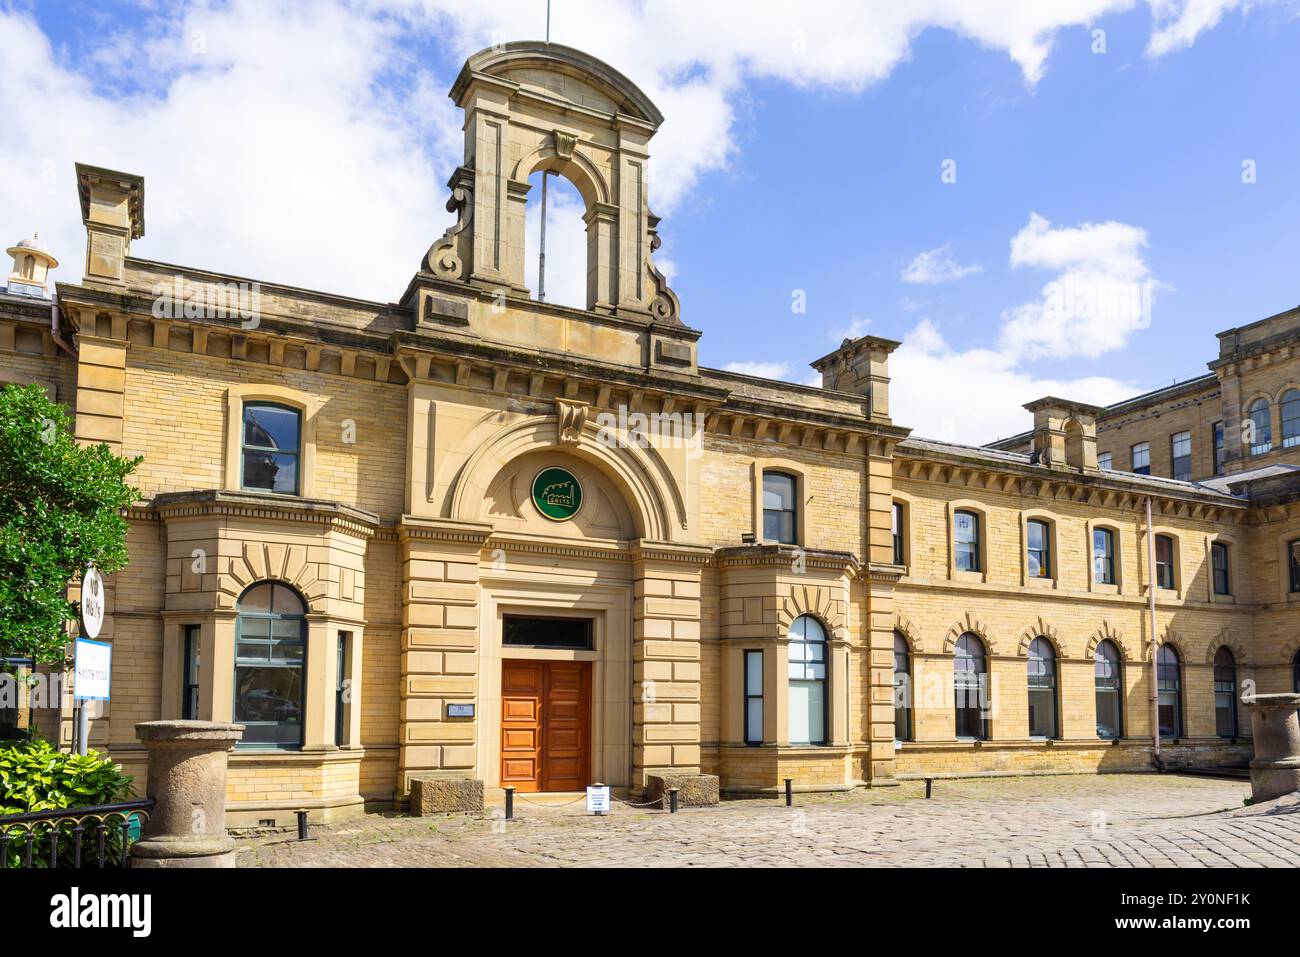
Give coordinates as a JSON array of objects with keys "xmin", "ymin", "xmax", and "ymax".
[
  {"xmin": 668, "ymin": 787, "xmax": 679, "ymax": 813},
  {"xmin": 505, "ymin": 786, "xmax": 515, "ymax": 821},
  {"xmin": 925, "ymin": 777, "xmax": 933, "ymax": 799},
  {"xmin": 784, "ymin": 778, "xmax": 793, "ymax": 807},
  {"xmin": 296, "ymin": 809, "xmax": 308, "ymax": 841}
]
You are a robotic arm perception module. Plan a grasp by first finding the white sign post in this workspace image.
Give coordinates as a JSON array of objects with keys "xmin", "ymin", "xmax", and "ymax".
[
  {"xmin": 74, "ymin": 565, "xmax": 108, "ymax": 755},
  {"xmin": 586, "ymin": 783, "xmax": 610, "ymax": 816}
]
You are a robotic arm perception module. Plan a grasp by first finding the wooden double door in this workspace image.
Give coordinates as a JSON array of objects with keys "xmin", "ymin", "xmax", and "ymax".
[{"xmin": 500, "ymin": 661, "xmax": 592, "ymax": 792}]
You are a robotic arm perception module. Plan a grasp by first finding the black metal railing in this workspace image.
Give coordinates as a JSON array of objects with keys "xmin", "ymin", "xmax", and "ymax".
[{"xmin": 0, "ymin": 800, "xmax": 153, "ymax": 869}]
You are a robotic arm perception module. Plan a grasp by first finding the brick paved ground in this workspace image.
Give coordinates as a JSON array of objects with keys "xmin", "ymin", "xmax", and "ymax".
[{"xmin": 236, "ymin": 774, "xmax": 1300, "ymax": 868}]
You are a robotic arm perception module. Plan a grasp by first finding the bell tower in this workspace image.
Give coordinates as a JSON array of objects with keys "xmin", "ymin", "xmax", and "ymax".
[{"xmin": 423, "ymin": 42, "xmax": 681, "ymax": 324}]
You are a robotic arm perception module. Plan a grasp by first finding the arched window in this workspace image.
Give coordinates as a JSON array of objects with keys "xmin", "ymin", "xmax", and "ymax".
[
  {"xmin": 235, "ymin": 582, "xmax": 306, "ymax": 749},
  {"xmin": 953, "ymin": 633, "xmax": 988, "ymax": 740},
  {"xmin": 1156, "ymin": 645, "xmax": 1182, "ymax": 740},
  {"xmin": 1027, "ymin": 637, "xmax": 1058, "ymax": 739},
  {"xmin": 954, "ymin": 509, "xmax": 981, "ymax": 573},
  {"xmin": 1281, "ymin": 389, "xmax": 1300, "ymax": 449},
  {"xmin": 241, "ymin": 402, "xmax": 301, "ymax": 495},
  {"xmin": 787, "ymin": 616, "xmax": 826, "ymax": 745},
  {"xmin": 762, "ymin": 471, "xmax": 798, "ymax": 545},
  {"xmin": 1154, "ymin": 534, "xmax": 1176, "ymax": 590},
  {"xmin": 893, "ymin": 631, "xmax": 912, "ymax": 743},
  {"xmin": 1213, "ymin": 647, "xmax": 1238, "ymax": 739},
  {"xmin": 1246, "ymin": 398, "xmax": 1272, "ymax": 455},
  {"xmin": 1094, "ymin": 640, "xmax": 1123, "ymax": 739}
]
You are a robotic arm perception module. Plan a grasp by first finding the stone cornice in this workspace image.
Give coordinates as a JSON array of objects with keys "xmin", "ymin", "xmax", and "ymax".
[
  {"xmin": 486, "ymin": 531, "xmax": 631, "ymax": 564},
  {"xmin": 714, "ymin": 543, "xmax": 861, "ymax": 576},
  {"xmin": 631, "ymin": 540, "xmax": 715, "ymax": 566},
  {"xmin": 149, "ymin": 489, "xmax": 380, "ymax": 539},
  {"xmin": 396, "ymin": 515, "xmax": 494, "ymax": 546}
]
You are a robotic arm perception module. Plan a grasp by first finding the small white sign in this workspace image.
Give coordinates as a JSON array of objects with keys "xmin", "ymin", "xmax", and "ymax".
[
  {"xmin": 79, "ymin": 565, "xmax": 105, "ymax": 639},
  {"xmin": 586, "ymin": 785, "xmax": 610, "ymax": 815},
  {"xmin": 74, "ymin": 638, "xmax": 112, "ymax": 701}
]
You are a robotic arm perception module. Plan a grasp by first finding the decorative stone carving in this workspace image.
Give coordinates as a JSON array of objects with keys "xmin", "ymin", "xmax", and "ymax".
[
  {"xmin": 553, "ymin": 129, "xmax": 577, "ymax": 159},
  {"xmin": 556, "ymin": 398, "xmax": 589, "ymax": 445},
  {"xmin": 424, "ymin": 166, "xmax": 474, "ymax": 281},
  {"xmin": 647, "ymin": 211, "xmax": 681, "ymax": 325}
]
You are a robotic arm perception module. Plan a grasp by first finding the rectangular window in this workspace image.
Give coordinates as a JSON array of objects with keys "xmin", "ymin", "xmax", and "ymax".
[
  {"xmin": 891, "ymin": 501, "xmax": 905, "ymax": 565},
  {"xmin": 234, "ymin": 622, "xmax": 305, "ymax": 749},
  {"xmin": 762, "ymin": 472, "xmax": 797, "ymax": 544},
  {"xmin": 954, "ymin": 510, "xmax": 981, "ymax": 573},
  {"xmin": 1170, "ymin": 431, "xmax": 1192, "ymax": 482},
  {"xmin": 1211, "ymin": 542, "xmax": 1231, "ymax": 596},
  {"xmin": 1026, "ymin": 519, "xmax": 1051, "ymax": 579},
  {"xmin": 335, "ymin": 631, "xmax": 349, "ymax": 747},
  {"xmin": 1155, "ymin": 535, "xmax": 1175, "ymax": 590},
  {"xmin": 1213, "ymin": 661, "xmax": 1236, "ymax": 739},
  {"xmin": 241, "ymin": 403, "xmax": 301, "ymax": 495},
  {"xmin": 182, "ymin": 625, "xmax": 201, "ymax": 720},
  {"xmin": 743, "ymin": 650, "xmax": 763, "ymax": 746},
  {"xmin": 1212, "ymin": 421, "xmax": 1225, "ymax": 476},
  {"xmin": 1131, "ymin": 442, "xmax": 1150, "ymax": 475},
  {"xmin": 1092, "ymin": 527, "xmax": 1116, "ymax": 585},
  {"xmin": 1290, "ymin": 539, "xmax": 1300, "ymax": 593},
  {"xmin": 1097, "ymin": 452, "xmax": 1113, "ymax": 471},
  {"xmin": 502, "ymin": 616, "xmax": 593, "ymax": 650}
]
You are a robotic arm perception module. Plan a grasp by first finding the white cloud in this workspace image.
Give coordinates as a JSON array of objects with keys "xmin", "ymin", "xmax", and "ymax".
[
  {"xmin": 1146, "ymin": 0, "xmax": 1271, "ymax": 56},
  {"xmin": 901, "ymin": 244, "xmax": 983, "ymax": 284},
  {"xmin": 830, "ymin": 316, "xmax": 873, "ymax": 341},
  {"xmin": 722, "ymin": 361, "xmax": 796, "ymax": 380},
  {"xmin": 0, "ymin": 1, "xmax": 1258, "ymax": 304},
  {"xmin": 891, "ymin": 318, "xmax": 1136, "ymax": 443},
  {"xmin": 999, "ymin": 212, "xmax": 1165, "ymax": 360}
]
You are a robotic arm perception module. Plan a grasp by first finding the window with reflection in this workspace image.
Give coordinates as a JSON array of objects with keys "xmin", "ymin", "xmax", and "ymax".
[
  {"xmin": 1131, "ymin": 442, "xmax": 1150, "ymax": 475},
  {"xmin": 1027, "ymin": 637, "xmax": 1058, "ymax": 739},
  {"xmin": 182, "ymin": 624, "xmax": 200, "ymax": 720},
  {"xmin": 1094, "ymin": 640, "xmax": 1123, "ymax": 739},
  {"xmin": 1247, "ymin": 398, "xmax": 1272, "ymax": 455},
  {"xmin": 1027, "ymin": 519, "xmax": 1051, "ymax": 579},
  {"xmin": 954, "ymin": 510, "xmax": 981, "ymax": 573},
  {"xmin": 1283, "ymin": 389, "xmax": 1300, "ymax": 449},
  {"xmin": 1170, "ymin": 431, "xmax": 1192, "ymax": 482},
  {"xmin": 1213, "ymin": 647, "xmax": 1238, "ymax": 739},
  {"xmin": 1097, "ymin": 451, "xmax": 1113, "ymax": 471},
  {"xmin": 953, "ymin": 633, "xmax": 988, "ymax": 740},
  {"xmin": 1093, "ymin": 527, "xmax": 1116, "ymax": 585},
  {"xmin": 1293, "ymin": 650, "xmax": 1300, "ymax": 693},
  {"xmin": 891, "ymin": 502, "xmax": 906, "ymax": 565},
  {"xmin": 787, "ymin": 616, "xmax": 826, "ymax": 745},
  {"xmin": 762, "ymin": 471, "xmax": 797, "ymax": 544},
  {"xmin": 1289, "ymin": 539, "xmax": 1300, "ymax": 594},
  {"xmin": 1211, "ymin": 542, "xmax": 1231, "ymax": 596},
  {"xmin": 893, "ymin": 631, "xmax": 912, "ymax": 743},
  {"xmin": 1156, "ymin": 644, "xmax": 1182, "ymax": 739},
  {"xmin": 242, "ymin": 403, "xmax": 301, "ymax": 495},
  {"xmin": 1212, "ymin": 421, "xmax": 1225, "ymax": 476},
  {"xmin": 744, "ymin": 650, "xmax": 763, "ymax": 746},
  {"xmin": 1155, "ymin": 534, "xmax": 1176, "ymax": 590},
  {"xmin": 235, "ymin": 582, "xmax": 306, "ymax": 748}
]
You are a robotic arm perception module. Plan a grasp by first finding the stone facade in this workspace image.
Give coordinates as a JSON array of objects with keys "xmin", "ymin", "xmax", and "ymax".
[{"xmin": 3, "ymin": 41, "xmax": 1299, "ymax": 824}]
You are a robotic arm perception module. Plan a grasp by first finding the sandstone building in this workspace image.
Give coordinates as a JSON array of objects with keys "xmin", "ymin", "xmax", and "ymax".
[{"xmin": 2, "ymin": 42, "xmax": 1298, "ymax": 824}]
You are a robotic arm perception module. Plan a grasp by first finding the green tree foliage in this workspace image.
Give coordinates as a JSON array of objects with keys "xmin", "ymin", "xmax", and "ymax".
[{"xmin": 0, "ymin": 383, "xmax": 139, "ymax": 664}]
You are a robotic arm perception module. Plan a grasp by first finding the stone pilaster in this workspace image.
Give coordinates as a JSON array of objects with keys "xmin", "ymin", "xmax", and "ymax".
[
  {"xmin": 397, "ymin": 517, "xmax": 492, "ymax": 796},
  {"xmin": 631, "ymin": 542, "xmax": 712, "ymax": 784}
]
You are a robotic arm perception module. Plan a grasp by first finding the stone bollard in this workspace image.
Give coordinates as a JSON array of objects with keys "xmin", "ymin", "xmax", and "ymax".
[
  {"xmin": 130, "ymin": 720, "xmax": 245, "ymax": 868},
  {"xmin": 1241, "ymin": 694, "xmax": 1300, "ymax": 803}
]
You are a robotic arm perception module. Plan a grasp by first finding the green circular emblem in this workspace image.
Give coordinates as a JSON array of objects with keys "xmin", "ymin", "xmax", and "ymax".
[{"xmin": 531, "ymin": 467, "xmax": 583, "ymax": 522}]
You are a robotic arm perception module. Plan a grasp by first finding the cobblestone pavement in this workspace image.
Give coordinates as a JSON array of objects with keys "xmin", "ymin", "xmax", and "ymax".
[{"xmin": 236, "ymin": 774, "xmax": 1300, "ymax": 868}]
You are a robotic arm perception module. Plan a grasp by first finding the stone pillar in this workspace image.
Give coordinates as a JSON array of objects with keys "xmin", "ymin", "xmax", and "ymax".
[
  {"xmin": 130, "ymin": 721, "xmax": 244, "ymax": 868},
  {"xmin": 1242, "ymin": 694, "xmax": 1300, "ymax": 802}
]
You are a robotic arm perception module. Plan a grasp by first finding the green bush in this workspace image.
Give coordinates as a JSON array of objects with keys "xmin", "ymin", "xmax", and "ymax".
[{"xmin": 0, "ymin": 739, "xmax": 135, "ymax": 867}]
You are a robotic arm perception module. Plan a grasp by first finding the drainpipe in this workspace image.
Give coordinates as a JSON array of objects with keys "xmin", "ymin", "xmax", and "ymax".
[
  {"xmin": 1145, "ymin": 496, "xmax": 1161, "ymax": 768},
  {"xmin": 50, "ymin": 294, "xmax": 77, "ymax": 356}
]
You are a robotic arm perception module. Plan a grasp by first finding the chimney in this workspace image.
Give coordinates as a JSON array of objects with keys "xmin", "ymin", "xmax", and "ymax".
[
  {"xmin": 75, "ymin": 163, "xmax": 145, "ymax": 285},
  {"xmin": 810, "ymin": 335, "xmax": 901, "ymax": 421},
  {"xmin": 4, "ymin": 232, "xmax": 58, "ymax": 299},
  {"xmin": 1023, "ymin": 397, "xmax": 1105, "ymax": 470}
]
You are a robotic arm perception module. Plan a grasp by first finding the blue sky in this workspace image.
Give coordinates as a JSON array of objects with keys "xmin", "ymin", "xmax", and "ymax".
[{"xmin": 4, "ymin": 1, "xmax": 1298, "ymax": 441}]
